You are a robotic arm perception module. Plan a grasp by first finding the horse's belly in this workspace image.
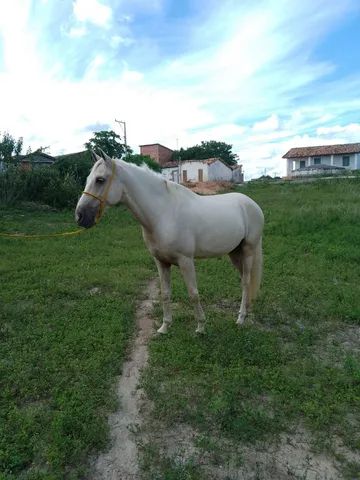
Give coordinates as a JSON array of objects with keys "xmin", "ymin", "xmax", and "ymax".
[{"xmin": 194, "ymin": 221, "xmax": 245, "ymax": 257}]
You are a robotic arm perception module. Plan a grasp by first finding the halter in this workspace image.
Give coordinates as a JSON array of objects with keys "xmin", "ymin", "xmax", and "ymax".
[{"xmin": 82, "ymin": 159, "xmax": 117, "ymax": 223}]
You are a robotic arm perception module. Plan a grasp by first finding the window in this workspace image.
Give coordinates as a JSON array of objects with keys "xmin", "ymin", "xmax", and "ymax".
[
  {"xmin": 342, "ymin": 156, "xmax": 350, "ymax": 167},
  {"xmin": 198, "ymin": 169, "xmax": 203, "ymax": 181},
  {"xmin": 300, "ymin": 160, "xmax": 306, "ymax": 168},
  {"xmin": 182, "ymin": 170, "xmax": 187, "ymax": 182},
  {"xmin": 313, "ymin": 157, "xmax": 321, "ymax": 165}
]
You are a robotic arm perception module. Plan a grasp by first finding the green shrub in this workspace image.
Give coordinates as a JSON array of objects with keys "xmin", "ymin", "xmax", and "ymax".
[
  {"xmin": 0, "ymin": 166, "xmax": 81, "ymax": 209},
  {"xmin": 0, "ymin": 165, "xmax": 26, "ymax": 204},
  {"xmin": 54, "ymin": 151, "xmax": 93, "ymax": 186},
  {"xmin": 124, "ymin": 153, "xmax": 162, "ymax": 172}
]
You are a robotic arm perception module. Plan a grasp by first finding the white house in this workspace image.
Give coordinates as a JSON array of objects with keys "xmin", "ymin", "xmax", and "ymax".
[
  {"xmin": 161, "ymin": 161, "xmax": 180, "ymax": 183},
  {"xmin": 283, "ymin": 143, "xmax": 360, "ymax": 177},
  {"xmin": 162, "ymin": 158, "xmax": 243, "ymax": 183}
]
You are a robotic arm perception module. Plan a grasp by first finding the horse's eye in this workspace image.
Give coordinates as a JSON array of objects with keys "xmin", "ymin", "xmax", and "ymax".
[{"xmin": 96, "ymin": 177, "xmax": 105, "ymax": 184}]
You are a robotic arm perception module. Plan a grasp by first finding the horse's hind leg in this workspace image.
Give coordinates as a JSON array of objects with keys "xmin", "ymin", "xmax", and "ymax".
[
  {"xmin": 229, "ymin": 243, "xmax": 254, "ymax": 326},
  {"xmin": 155, "ymin": 258, "xmax": 172, "ymax": 334},
  {"xmin": 178, "ymin": 256, "xmax": 206, "ymax": 334}
]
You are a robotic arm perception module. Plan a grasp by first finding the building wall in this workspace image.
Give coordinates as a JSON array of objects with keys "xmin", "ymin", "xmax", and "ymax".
[
  {"xmin": 208, "ymin": 160, "xmax": 233, "ymax": 181},
  {"xmin": 232, "ymin": 167, "xmax": 244, "ymax": 183},
  {"xmin": 162, "ymin": 167, "xmax": 179, "ymax": 183},
  {"xmin": 332, "ymin": 154, "xmax": 356, "ymax": 169},
  {"xmin": 140, "ymin": 144, "xmax": 173, "ymax": 166},
  {"xmin": 292, "ymin": 153, "xmax": 358, "ymax": 172},
  {"xmin": 180, "ymin": 161, "xmax": 209, "ymax": 182}
]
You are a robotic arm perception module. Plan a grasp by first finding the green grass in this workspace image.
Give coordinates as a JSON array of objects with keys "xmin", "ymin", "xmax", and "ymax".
[
  {"xmin": 142, "ymin": 178, "xmax": 360, "ymax": 477},
  {"xmin": 2, "ymin": 178, "xmax": 360, "ymax": 479},
  {"xmin": 0, "ymin": 204, "xmax": 155, "ymax": 479}
]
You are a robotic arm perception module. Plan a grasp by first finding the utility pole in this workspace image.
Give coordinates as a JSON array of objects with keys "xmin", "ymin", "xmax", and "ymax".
[{"xmin": 115, "ymin": 119, "xmax": 127, "ymax": 147}]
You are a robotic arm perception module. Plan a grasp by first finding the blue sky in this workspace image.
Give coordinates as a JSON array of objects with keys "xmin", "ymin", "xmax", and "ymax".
[{"xmin": 0, "ymin": 0, "xmax": 359, "ymax": 178}]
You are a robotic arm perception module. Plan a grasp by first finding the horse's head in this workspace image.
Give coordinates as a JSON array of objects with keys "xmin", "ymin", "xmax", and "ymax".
[{"xmin": 75, "ymin": 150, "xmax": 121, "ymax": 228}]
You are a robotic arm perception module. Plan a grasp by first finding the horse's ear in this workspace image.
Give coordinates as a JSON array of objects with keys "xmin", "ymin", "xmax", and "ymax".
[
  {"xmin": 98, "ymin": 148, "xmax": 112, "ymax": 166},
  {"xmin": 90, "ymin": 150, "xmax": 101, "ymax": 164}
]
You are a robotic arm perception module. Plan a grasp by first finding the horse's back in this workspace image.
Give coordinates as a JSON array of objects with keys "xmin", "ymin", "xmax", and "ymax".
[
  {"xmin": 185, "ymin": 192, "xmax": 263, "ymax": 257},
  {"xmin": 196, "ymin": 192, "xmax": 263, "ymax": 227}
]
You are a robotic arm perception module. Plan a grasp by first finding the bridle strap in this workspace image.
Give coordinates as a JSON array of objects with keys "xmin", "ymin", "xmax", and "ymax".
[
  {"xmin": 82, "ymin": 191, "xmax": 103, "ymax": 203},
  {"xmin": 82, "ymin": 159, "xmax": 116, "ymax": 223}
]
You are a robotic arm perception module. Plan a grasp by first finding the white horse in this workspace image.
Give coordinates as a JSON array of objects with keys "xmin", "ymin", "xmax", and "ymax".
[{"xmin": 75, "ymin": 151, "xmax": 264, "ymax": 334}]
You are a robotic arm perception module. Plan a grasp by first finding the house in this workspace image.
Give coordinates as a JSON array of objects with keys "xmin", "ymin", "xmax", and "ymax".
[
  {"xmin": 283, "ymin": 143, "xmax": 360, "ymax": 177},
  {"xmin": 0, "ymin": 151, "xmax": 56, "ymax": 171},
  {"xmin": 140, "ymin": 143, "xmax": 244, "ymax": 183},
  {"xmin": 231, "ymin": 164, "xmax": 244, "ymax": 183},
  {"xmin": 162, "ymin": 158, "xmax": 243, "ymax": 183},
  {"xmin": 139, "ymin": 143, "xmax": 173, "ymax": 166},
  {"xmin": 19, "ymin": 152, "xmax": 56, "ymax": 170},
  {"xmin": 160, "ymin": 161, "xmax": 180, "ymax": 183}
]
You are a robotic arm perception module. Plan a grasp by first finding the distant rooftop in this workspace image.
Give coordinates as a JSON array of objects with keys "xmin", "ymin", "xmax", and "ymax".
[
  {"xmin": 283, "ymin": 142, "xmax": 360, "ymax": 158},
  {"xmin": 18, "ymin": 152, "xmax": 55, "ymax": 161},
  {"xmin": 139, "ymin": 143, "xmax": 173, "ymax": 151}
]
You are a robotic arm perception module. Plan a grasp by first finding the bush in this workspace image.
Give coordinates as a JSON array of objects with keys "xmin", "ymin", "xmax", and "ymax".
[
  {"xmin": 124, "ymin": 153, "xmax": 162, "ymax": 172},
  {"xmin": 54, "ymin": 151, "xmax": 93, "ymax": 186},
  {"xmin": 0, "ymin": 150, "xmax": 163, "ymax": 209},
  {"xmin": 0, "ymin": 166, "xmax": 81, "ymax": 209}
]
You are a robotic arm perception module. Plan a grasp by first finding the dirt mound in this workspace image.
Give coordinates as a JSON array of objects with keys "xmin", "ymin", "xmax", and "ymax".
[{"xmin": 183, "ymin": 181, "xmax": 233, "ymax": 195}]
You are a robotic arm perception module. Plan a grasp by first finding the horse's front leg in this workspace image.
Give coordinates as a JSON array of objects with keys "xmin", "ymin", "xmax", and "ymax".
[
  {"xmin": 155, "ymin": 258, "xmax": 172, "ymax": 334},
  {"xmin": 178, "ymin": 256, "xmax": 206, "ymax": 334}
]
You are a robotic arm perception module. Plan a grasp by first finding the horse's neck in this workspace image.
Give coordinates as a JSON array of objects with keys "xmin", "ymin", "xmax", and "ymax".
[{"xmin": 119, "ymin": 162, "xmax": 169, "ymax": 230}]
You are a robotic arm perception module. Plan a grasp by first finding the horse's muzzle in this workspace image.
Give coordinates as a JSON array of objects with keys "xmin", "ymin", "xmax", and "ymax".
[{"xmin": 75, "ymin": 206, "xmax": 98, "ymax": 229}]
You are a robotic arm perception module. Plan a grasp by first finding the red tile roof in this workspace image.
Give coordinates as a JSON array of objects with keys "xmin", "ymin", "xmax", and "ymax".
[{"xmin": 283, "ymin": 143, "xmax": 360, "ymax": 158}]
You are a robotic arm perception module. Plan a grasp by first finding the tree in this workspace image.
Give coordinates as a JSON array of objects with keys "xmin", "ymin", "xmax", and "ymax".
[
  {"xmin": 33, "ymin": 146, "xmax": 50, "ymax": 154},
  {"xmin": 84, "ymin": 130, "xmax": 132, "ymax": 159},
  {"xmin": 124, "ymin": 153, "xmax": 162, "ymax": 172},
  {"xmin": 0, "ymin": 132, "xmax": 23, "ymax": 163},
  {"xmin": 55, "ymin": 150, "xmax": 93, "ymax": 185},
  {"xmin": 172, "ymin": 140, "xmax": 238, "ymax": 167}
]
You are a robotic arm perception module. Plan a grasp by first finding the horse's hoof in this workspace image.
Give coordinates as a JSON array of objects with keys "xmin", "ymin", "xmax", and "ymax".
[
  {"xmin": 157, "ymin": 324, "xmax": 168, "ymax": 334},
  {"xmin": 236, "ymin": 318, "xmax": 245, "ymax": 327},
  {"xmin": 195, "ymin": 326, "xmax": 205, "ymax": 334}
]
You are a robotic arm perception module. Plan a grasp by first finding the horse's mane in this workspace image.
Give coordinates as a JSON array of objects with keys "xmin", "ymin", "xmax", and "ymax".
[{"xmin": 116, "ymin": 158, "xmax": 196, "ymax": 197}]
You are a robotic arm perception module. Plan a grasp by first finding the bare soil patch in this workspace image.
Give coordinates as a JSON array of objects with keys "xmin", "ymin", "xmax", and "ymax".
[
  {"xmin": 183, "ymin": 181, "xmax": 233, "ymax": 195},
  {"xmin": 141, "ymin": 422, "xmax": 345, "ymax": 479},
  {"xmin": 89, "ymin": 278, "xmax": 159, "ymax": 480}
]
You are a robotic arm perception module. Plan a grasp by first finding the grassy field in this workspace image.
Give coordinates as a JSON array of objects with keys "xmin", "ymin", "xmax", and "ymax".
[
  {"xmin": 0, "ymin": 204, "xmax": 155, "ymax": 479},
  {"xmin": 141, "ymin": 178, "xmax": 360, "ymax": 479},
  {"xmin": 1, "ymin": 178, "xmax": 360, "ymax": 479}
]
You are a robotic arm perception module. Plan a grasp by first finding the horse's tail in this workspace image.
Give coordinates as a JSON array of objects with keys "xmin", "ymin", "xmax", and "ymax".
[{"xmin": 249, "ymin": 237, "xmax": 262, "ymax": 303}]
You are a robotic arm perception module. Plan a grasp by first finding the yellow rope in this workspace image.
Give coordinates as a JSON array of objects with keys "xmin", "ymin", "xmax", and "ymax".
[
  {"xmin": 0, "ymin": 229, "xmax": 85, "ymax": 239},
  {"xmin": 1, "ymin": 159, "xmax": 116, "ymax": 240}
]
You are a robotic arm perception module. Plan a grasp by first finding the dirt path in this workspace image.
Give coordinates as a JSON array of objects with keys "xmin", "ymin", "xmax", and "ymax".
[{"xmin": 89, "ymin": 278, "xmax": 159, "ymax": 480}]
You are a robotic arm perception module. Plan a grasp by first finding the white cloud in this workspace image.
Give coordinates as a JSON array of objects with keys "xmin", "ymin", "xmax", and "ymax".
[
  {"xmin": 253, "ymin": 115, "xmax": 280, "ymax": 132},
  {"xmin": 0, "ymin": 0, "xmax": 359, "ymax": 180},
  {"xmin": 0, "ymin": 1, "xmax": 41, "ymax": 76},
  {"xmin": 84, "ymin": 54, "xmax": 106, "ymax": 79},
  {"xmin": 317, "ymin": 123, "xmax": 360, "ymax": 137},
  {"xmin": 73, "ymin": 0, "xmax": 112, "ymax": 27},
  {"xmin": 67, "ymin": 25, "xmax": 88, "ymax": 38},
  {"xmin": 110, "ymin": 35, "xmax": 134, "ymax": 48}
]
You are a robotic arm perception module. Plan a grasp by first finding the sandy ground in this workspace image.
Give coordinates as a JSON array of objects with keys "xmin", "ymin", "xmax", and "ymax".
[
  {"xmin": 183, "ymin": 180, "xmax": 233, "ymax": 195},
  {"xmin": 89, "ymin": 278, "xmax": 159, "ymax": 480}
]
